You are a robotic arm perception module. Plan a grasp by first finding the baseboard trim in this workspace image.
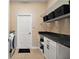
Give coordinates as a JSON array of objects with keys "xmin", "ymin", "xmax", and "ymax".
[
  {"xmin": 16, "ymin": 47, "xmax": 40, "ymax": 49},
  {"xmin": 31, "ymin": 47, "xmax": 40, "ymax": 49}
]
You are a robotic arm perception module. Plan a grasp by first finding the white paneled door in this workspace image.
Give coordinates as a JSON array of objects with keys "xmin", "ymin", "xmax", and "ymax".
[{"xmin": 16, "ymin": 13, "xmax": 32, "ymax": 49}]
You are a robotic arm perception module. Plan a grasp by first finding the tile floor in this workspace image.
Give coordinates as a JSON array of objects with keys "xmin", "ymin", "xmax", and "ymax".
[{"xmin": 11, "ymin": 49, "xmax": 45, "ymax": 59}]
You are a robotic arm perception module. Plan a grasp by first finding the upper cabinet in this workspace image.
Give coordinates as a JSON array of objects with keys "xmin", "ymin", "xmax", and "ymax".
[
  {"xmin": 42, "ymin": 0, "xmax": 70, "ymax": 22},
  {"xmin": 47, "ymin": 0, "xmax": 70, "ymax": 14}
]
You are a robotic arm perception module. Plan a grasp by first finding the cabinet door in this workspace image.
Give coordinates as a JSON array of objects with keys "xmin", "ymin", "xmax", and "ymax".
[
  {"xmin": 44, "ymin": 37, "xmax": 49, "ymax": 45},
  {"xmin": 44, "ymin": 37, "xmax": 56, "ymax": 59},
  {"xmin": 44, "ymin": 45, "xmax": 49, "ymax": 59},
  {"xmin": 44, "ymin": 37, "xmax": 49, "ymax": 59},
  {"xmin": 49, "ymin": 41, "xmax": 56, "ymax": 59},
  {"xmin": 56, "ymin": 43, "xmax": 70, "ymax": 59}
]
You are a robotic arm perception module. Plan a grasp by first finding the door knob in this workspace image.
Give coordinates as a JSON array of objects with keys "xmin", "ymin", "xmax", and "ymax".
[{"xmin": 28, "ymin": 32, "xmax": 31, "ymax": 34}]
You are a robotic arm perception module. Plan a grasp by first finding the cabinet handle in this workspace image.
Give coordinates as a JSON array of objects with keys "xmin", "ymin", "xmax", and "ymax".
[{"xmin": 47, "ymin": 44, "xmax": 49, "ymax": 50}]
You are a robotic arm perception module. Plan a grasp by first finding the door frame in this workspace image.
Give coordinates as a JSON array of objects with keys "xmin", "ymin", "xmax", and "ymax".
[{"xmin": 16, "ymin": 13, "xmax": 32, "ymax": 48}]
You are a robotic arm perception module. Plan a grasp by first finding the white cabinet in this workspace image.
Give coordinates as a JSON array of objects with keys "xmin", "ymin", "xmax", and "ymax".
[
  {"xmin": 49, "ymin": 42, "xmax": 56, "ymax": 59},
  {"xmin": 44, "ymin": 44, "xmax": 49, "ymax": 59},
  {"xmin": 44, "ymin": 37, "xmax": 49, "ymax": 59},
  {"xmin": 47, "ymin": 0, "xmax": 69, "ymax": 14},
  {"xmin": 44, "ymin": 37, "xmax": 70, "ymax": 59},
  {"xmin": 42, "ymin": 0, "xmax": 70, "ymax": 16},
  {"xmin": 44, "ymin": 37, "xmax": 56, "ymax": 59},
  {"xmin": 56, "ymin": 43, "xmax": 70, "ymax": 59}
]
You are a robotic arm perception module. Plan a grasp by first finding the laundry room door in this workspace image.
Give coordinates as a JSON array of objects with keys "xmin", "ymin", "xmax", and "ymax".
[{"xmin": 16, "ymin": 13, "xmax": 32, "ymax": 49}]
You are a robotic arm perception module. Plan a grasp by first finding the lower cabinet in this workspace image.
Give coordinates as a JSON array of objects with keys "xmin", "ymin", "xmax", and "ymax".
[
  {"xmin": 44, "ymin": 44, "xmax": 49, "ymax": 59},
  {"xmin": 49, "ymin": 43, "xmax": 56, "ymax": 59},
  {"xmin": 44, "ymin": 37, "xmax": 56, "ymax": 59},
  {"xmin": 44, "ymin": 37, "xmax": 49, "ymax": 59},
  {"xmin": 56, "ymin": 43, "xmax": 70, "ymax": 59},
  {"xmin": 44, "ymin": 37, "xmax": 70, "ymax": 59}
]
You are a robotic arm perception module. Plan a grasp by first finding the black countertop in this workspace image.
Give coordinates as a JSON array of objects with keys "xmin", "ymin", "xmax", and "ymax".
[{"xmin": 39, "ymin": 32, "xmax": 70, "ymax": 48}]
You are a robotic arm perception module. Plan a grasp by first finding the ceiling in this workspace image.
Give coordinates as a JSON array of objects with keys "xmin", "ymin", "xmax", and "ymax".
[{"xmin": 10, "ymin": 0, "xmax": 48, "ymax": 2}]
